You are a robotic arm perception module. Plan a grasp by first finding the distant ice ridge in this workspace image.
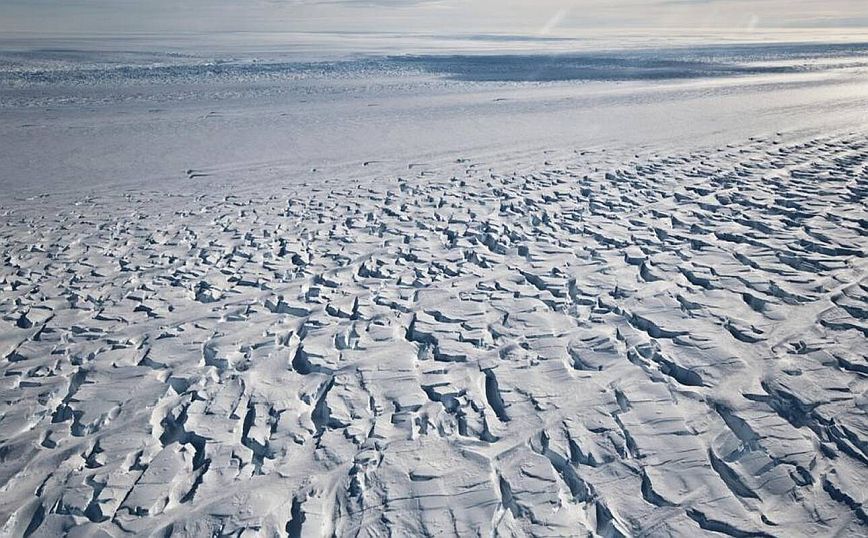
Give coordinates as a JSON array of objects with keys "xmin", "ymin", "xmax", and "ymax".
[
  {"xmin": 0, "ymin": 131, "xmax": 866, "ymax": 536},
  {"xmin": 3, "ymin": 42, "xmax": 868, "ymax": 88}
]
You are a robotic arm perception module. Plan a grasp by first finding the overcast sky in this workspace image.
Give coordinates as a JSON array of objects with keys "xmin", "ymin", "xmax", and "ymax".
[{"xmin": 2, "ymin": 0, "xmax": 867, "ymax": 38}]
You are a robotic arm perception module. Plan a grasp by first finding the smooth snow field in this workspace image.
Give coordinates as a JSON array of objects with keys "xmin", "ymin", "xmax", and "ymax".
[{"xmin": 1, "ymin": 43, "xmax": 867, "ymax": 537}]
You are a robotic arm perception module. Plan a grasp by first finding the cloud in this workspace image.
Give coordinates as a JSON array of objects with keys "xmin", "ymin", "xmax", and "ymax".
[
  {"xmin": 1, "ymin": 0, "xmax": 866, "ymax": 40},
  {"xmin": 539, "ymin": 7, "xmax": 570, "ymax": 35}
]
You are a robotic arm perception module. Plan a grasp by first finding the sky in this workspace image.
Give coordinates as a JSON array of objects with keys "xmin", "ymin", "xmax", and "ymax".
[{"xmin": 2, "ymin": 0, "xmax": 867, "ymax": 42}]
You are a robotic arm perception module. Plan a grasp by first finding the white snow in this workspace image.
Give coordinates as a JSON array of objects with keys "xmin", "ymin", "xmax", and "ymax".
[{"xmin": 0, "ymin": 43, "xmax": 867, "ymax": 537}]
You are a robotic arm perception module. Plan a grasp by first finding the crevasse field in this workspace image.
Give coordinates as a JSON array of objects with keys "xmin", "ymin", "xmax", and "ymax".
[{"xmin": 1, "ymin": 36, "xmax": 867, "ymax": 537}]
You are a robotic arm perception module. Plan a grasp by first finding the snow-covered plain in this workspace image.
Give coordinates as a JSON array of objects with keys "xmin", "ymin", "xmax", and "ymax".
[{"xmin": 1, "ymin": 42, "xmax": 867, "ymax": 537}]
